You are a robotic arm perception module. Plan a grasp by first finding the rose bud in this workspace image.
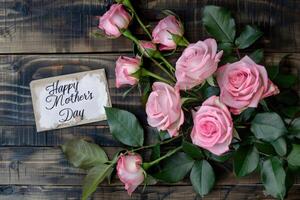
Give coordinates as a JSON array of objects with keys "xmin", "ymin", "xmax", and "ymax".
[
  {"xmin": 152, "ymin": 15, "xmax": 184, "ymax": 51},
  {"xmin": 175, "ymin": 39, "xmax": 223, "ymax": 90},
  {"xmin": 191, "ymin": 96, "xmax": 233, "ymax": 156},
  {"xmin": 138, "ymin": 40, "xmax": 158, "ymax": 58},
  {"xmin": 216, "ymin": 56, "xmax": 280, "ymax": 115},
  {"xmin": 146, "ymin": 82, "xmax": 184, "ymax": 137},
  {"xmin": 115, "ymin": 56, "xmax": 141, "ymax": 88},
  {"xmin": 98, "ymin": 4, "xmax": 132, "ymax": 38},
  {"xmin": 117, "ymin": 153, "xmax": 145, "ymax": 196}
]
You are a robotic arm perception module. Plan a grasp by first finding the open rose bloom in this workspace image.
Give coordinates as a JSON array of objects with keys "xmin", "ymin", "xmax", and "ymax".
[
  {"xmin": 146, "ymin": 82, "xmax": 184, "ymax": 137},
  {"xmin": 191, "ymin": 96, "xmax": 233, "ymax": 155},
  {"xmin": 99, "ymin": 4, "xmax": 132, "ymax": 37},
  {"xmin": 117, "ymin": 153, "xmax": 145, "ymax": 195},
  {"xmin": 217, "ymin": 56, "xmax": 279, "ymax": 114},
  {"xmin": 175, "ymin": 39, "xmax": 223, "ymax": 90}
]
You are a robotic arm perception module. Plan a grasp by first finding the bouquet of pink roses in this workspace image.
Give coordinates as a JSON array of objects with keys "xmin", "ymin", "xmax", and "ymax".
[{"xmin": 62, "ymin": 0, "xmax": 300, "ymax": 199}]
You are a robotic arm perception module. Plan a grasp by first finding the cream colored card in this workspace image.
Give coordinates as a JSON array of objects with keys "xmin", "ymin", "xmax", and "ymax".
[{"xmin": 30, "ymin": 69, "xmax": 111, "ymax": 132}]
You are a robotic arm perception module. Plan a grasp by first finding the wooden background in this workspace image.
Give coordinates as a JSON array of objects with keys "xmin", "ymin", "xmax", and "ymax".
[{"xmin": 0, "ymin": 0, "xmax": 299, "ymax": 199}]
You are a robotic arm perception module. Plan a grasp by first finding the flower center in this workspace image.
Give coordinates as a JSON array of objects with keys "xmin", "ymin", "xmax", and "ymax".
[
  {"xmin": 199, "ymin": 121, "xmax": 216, "ymax": 136},
  {"xmin": 229, "ymin": 70, "xmax": 247, "ymax": 88}
]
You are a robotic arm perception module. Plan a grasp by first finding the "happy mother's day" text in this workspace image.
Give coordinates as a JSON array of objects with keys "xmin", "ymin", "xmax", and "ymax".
[{"xmin": 45, "ymin": 80, "xmax": 94, "ymax": 122}]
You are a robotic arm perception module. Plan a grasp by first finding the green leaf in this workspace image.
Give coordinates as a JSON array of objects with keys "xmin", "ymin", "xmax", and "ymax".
[
  {"xmin": 251, "ymin": 112, "xmax": 287, "ymax": 142},
  {"xmin": 289, "ymin": 118, "xmax": 300, "ymax": 138},
  {"xmin": 259, "ymin": 100, "xmax": 270, "ymax": 112},
  {"xmin": 276, "ymin": 90, "xmax": 299, "ymax": 106},
  {"xmin": 235, "ymin": 25, "xmax": 263, "ymax": 49},
  {"xmin": 206, "ymin": 76, "xmax": 216, "ymax": 87},
  {"xmin": 236, "ymin": 107, "xmax": 256, "ymax": 122},
  {"xmin": 61, "ymin": 139, "xmax": 108, "ymax": 170},
  {"xmin": 105, "ymin": 107, "xmax": 144, "ymax": 147},
  {"xmin": 287, "ymin": 144, "xmax": 300, "ymax": 167},
  {"xmin": 255, "ymin": 140, "xmax": 277, "ymax": 156},
  {"xmin": 271, "ymin": 137, "xmax": 287, "ymax": 156},
  {"xmin": 261, "ymin": 157, "xmax": 286, "ymax": 200},
  {"xmin": 204, "ymin": 151, "xmax": 233, "ymax": 163},
  {"xmin": 274, "ymin": 74, "xmax": 298, "ymax": 88},
  {"xmin": 143, "ymin": 174, "xmax": 157, "ymax": 186},
  {"xmin": 182, "ymin": 141, "xmax": 204, "ymax": 160},
  {"xmin": 218, "ymin": 42, "xmax": 234, "ymax": 55},
  {"xmin": 82, "ymin": 164, "xmax": 113, "ymax": 200},
  {"xmin": 154, "ymin": 152, "xmax": 195, "ymax": 183},
  {"xmin": 138, "ymin": 77, "xmax": 151, "ymax": 105},
  {"xmin": 204, "ymin": 86, "xmax": 220, "ymax": 99},
  {"xmin": 202, "ymin": 5, "xmax": 236, "ymax": 43},
  {"xmin": 281, "ymin": 106, "xmax": 300, "ymax": 118},
  {"xmin": 285, "ymin": 168, "xmax": 295, "ymax": 193},
  {"xmin": 266, "ymin": 65, "xmax": 279, "ymax": 80},
  {"xmin": 159, "ymin": 130, "xmax": 171, "ymax": 141},
  {"xmin": 249, "ymin": 49, "xmax": 264, "ymax": 63},
  {"xmin": 233, "ymin": 145, "xmax": 259, "ymax": 177},
  {"xmin": 151, "ymin": 144, "xmax": 161, "ymax": 161},
  {"xmin": 220, "ymin": 56, "xmax": 238, "ymax": 65},
  {"xmin": 190, "ymin": 160, "xmax": 215, "ymax": 197}
]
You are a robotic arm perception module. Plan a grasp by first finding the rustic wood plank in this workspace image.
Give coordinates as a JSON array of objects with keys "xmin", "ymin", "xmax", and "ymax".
[
  {"xmin": 0, "ymin": 54, "xmax": 145, "ymax": 126},
  {"xmin": 0, "ymin": 147, "xmax": 299, "ymax": 186},
  {"xmin": 1, "ymin": 185, "xmax": 300, "ymax": 200},
  {"xmin": 0, "ymin": 125, "xmax": 160, "ymax": 147},
  {"xmin": 0, "ymin": 125, "xmax": 119, "ymax": 147},
  {"xmin": 0, "ymin": 0, "xmax": 298, "ymax": 53}
]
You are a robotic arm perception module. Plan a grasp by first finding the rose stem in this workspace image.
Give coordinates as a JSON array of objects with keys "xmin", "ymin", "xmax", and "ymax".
[
  {"xmin": 122, "ymin": 30, "xmax": 176, "ymax": 82},
  {"xmin": 142, "ymin": 146, "xmax": 183, "ymax": 170},
  {"xmin": 148, "ymin": 56, "xmax": 176, "ymax": 82},
  {"xmin": 180, "ymin": 37, "xmax": 190, "ymax": 47},
  {"xmin": 158, "ymin": 54, "xmax": 176, "ymax": 72},
  {"xmin": 235, "ymin": 48, "xmax": 241, "ymax": 59},
  {"xmin": 122, "ymin": 0, "xmax": 152, "ymax": 39},
  {"xmin": 131, "ymin": 134, "xmax": 182, "ymax": 152},
  {"xmin": 142, "ymin": 69, "xmax": 174, "ymax": 85}
]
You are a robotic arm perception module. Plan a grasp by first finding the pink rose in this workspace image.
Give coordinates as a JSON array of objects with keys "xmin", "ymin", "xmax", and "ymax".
[
  {"xmin": 216, "ymin": 56, "xmax": 280, "ymax": 115},
  {"xmin": 99, "ymin": 4, "xmax": 132, "ymax": 37},
  {"xmin": 152, "ymin": 15, "xmax": 184, "ymax": 51},
  {"xmin": 191, "ymin": 96, "xmax": 233, "ymax": 155},
  {"xmin": 115, "ymin": 56, "xmax": 141, "ymax": 88},
  {"xmin": 138, "ymin": 40, "xmax": 157, "ymax": 57},
  {"xmin": 146, "ymin": 82, "xmax": 184, "ymax": 137},
  {"xmin": 117, "ymin": 153, "xmax": 144, "ymax": 196},
  {"xmin": 175, "ymin": 39, "xmax": 223, "ymax": 90}
]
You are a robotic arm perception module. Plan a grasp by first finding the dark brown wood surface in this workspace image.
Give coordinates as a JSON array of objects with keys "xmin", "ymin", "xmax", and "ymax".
[{"xmin": 0, "ymin": 0, "xmax": 299, "ymax": 199}]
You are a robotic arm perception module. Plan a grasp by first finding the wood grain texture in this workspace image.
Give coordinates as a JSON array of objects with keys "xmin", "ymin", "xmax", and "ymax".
[
  {"xmin": 0, "ymin": 125, "xmax": 161, "ymax": 147},
  {"xmin": 0, "ymin": 0, "xmax": 298, "ymax": 53},
  {"xmin": 0, "ymin": 54, "xmax": 145, "ymax": 126},
  {"xmin": 0, "ymin": 0, "xmax": 299, "ymax": 199},
  {"xmin": 1, "ymin": 185, "xmax": 300, "ymax": 200}
]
